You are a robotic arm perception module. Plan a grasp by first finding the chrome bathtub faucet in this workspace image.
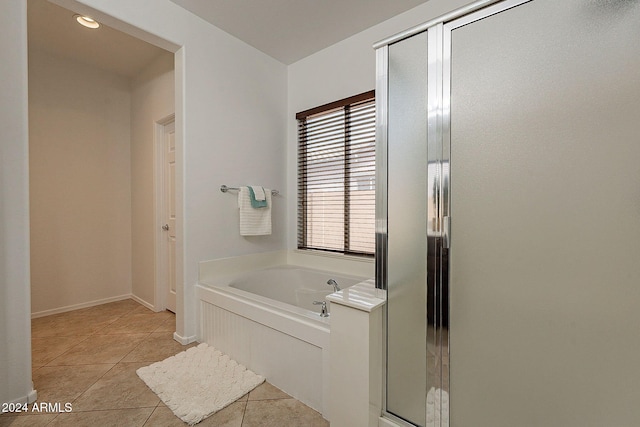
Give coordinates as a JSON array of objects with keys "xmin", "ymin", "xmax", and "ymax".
[
  {"xmin": 326, "ymin": 279, "xmax": 340, "ymax": 292},
  {"xmin": 313, "ymin": 300, "xmax": 329, "ymax": 317}
]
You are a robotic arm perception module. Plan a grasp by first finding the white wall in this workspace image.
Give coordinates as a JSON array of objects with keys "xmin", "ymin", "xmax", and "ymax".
[
  {"xmin": 0, "ymin": 0, "xmax": 476, "ymax": 405},
  {"xmin": 286, "ymin": 0, "xmax": 473, "ymax": 249},
  {"xmin": 130, "ymin": 52, "xmax": 175, "ymax": 307},
  {"xmin": 29, "ymin": 48, "xmax": 133, "ymax": 315},
  {"xmin": 0, "ymin": 0, "xmax": 35, "ymax": 405},
  {"xmin": 54, "ymin": 0, "xmax": 289, "ymax": 340}
]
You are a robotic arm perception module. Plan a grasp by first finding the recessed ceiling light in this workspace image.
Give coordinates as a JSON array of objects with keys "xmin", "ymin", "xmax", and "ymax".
[{"xmin": 73, "ymin": 14, "xmax": 100, "ymax": 29}]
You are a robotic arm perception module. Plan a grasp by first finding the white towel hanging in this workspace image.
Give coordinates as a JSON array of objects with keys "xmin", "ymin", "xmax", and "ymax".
[{"xmin": 238, "ymin": 187, "xmax": 272, "ymax": 236}]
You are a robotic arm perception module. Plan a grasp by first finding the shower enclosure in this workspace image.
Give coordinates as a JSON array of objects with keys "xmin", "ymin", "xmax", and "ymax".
[{"xmin": 376, "ymin": 0, "xmax": 640, "ymax": 426}]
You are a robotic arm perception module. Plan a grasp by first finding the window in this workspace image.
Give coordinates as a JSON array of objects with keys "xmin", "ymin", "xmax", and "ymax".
[{"xmin": 297, "ymin": 90, "xmax": 375, "ymax": 256}]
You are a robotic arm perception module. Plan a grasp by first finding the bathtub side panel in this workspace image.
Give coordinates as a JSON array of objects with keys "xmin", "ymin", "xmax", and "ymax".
[{"xmin": 200, "ymin": 300, "xmax": 327, "ymax": 416}]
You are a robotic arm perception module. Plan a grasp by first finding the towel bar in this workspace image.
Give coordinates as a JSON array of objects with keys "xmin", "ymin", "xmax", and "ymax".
[{"xmin": 220, "ymin": 185, "xmax": 279, "ymax": 196}]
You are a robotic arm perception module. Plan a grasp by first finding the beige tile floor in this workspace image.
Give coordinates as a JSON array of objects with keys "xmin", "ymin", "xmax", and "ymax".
[{"xmin": 1, "ymin": 299, "xmax": 328, "ymax": 426}]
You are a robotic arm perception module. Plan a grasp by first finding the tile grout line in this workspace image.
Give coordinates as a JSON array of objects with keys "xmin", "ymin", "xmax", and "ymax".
[
  {"xmin": 240, "ymin": 399, "xmax": 248, "ymax": 427},
  {"xmin": 66, "ymin": 363, "xmax": 119, "ymax": 409},
  {"xmin": 113, "ymin": 330, "xmax": 155, "ymax": 364},
  {"xmin": 37, "ymin": 334, "xmax": 98, "ymax": 369},
  {"xmin": 65, "ymin": 305, "xmax": 155, "ymax": 412},
  {"xmin": 32, "ymin": 300, "xmax": 142, "ymax": 414},
  {"xmin": 141, "ymin": 406, "xmax": 157, "ymax": 427},
  {"xmin": 35, "ymin": 304, "xmax": 141, "ymax": 370}
]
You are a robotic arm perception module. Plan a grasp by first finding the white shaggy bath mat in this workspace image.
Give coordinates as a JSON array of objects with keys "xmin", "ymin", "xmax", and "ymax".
[{"xmin": 136, "ymin": 343, "xmax": 264, "ymax": 425}]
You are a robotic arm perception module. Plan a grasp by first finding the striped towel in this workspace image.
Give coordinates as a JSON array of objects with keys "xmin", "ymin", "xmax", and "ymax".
[{"xmin": 238, "ymin": 187, "xmax": 272, "ymax": 236}]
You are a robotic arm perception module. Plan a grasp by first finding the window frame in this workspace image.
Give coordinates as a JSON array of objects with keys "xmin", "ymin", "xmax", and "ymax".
[{"xmin": 296, "ymin": 90, "xmax": 376, "ymax": 258}]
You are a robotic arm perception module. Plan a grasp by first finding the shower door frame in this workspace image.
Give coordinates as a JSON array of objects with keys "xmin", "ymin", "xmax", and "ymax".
[{"xmin": 375, "ymin": 0, "xmax": 532, "ymax": 425}]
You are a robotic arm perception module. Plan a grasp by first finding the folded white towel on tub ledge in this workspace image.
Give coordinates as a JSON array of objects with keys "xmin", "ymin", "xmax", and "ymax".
[{"xmin": 238, "ymin": 186, "xmax": 272, "ymax": 236}]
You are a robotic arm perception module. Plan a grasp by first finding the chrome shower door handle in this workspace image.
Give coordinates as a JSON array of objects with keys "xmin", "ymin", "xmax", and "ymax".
[{"xmin": 443, "ymin": 216, "xmax": 450, "ymax": 249}]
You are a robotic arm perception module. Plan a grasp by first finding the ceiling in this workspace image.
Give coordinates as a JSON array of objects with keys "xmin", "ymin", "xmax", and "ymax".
[
  {"xmin": 27, "ymin": 0, "xmax": 429, "ymax": 74},
  {"xmin": 169, "ymin": 0, "xmax": 430, "ymax": 64},
  {"xmin": 28, "ymin": 0, "xmax": 170, "ymax": 78}
]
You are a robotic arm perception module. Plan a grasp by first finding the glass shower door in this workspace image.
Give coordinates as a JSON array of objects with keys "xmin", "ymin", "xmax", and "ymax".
[
  {"xmin": 447, "ymin": 0, "xmax": 640, "ymax": 425},
  {"xmin": 384, "ymin": 30, "xmax": 429, "ymax": 427}
]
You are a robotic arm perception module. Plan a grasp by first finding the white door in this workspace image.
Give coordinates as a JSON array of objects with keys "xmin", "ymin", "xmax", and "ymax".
[{"xmin": 162, "ymin": 119, "xmax": 176, "ymax": 313}]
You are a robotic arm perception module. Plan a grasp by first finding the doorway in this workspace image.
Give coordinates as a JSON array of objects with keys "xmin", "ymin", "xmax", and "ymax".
[{"xmin": 28, "ymin": 0, "xmax": 178, "ymax": 319}]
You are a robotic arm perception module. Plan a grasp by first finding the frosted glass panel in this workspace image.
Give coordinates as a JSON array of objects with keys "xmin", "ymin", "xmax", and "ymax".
[
  {"xmin": 386, "ymin": 30, "xmax": 428, "ymax": 427},
  {"xmin": 449, "ymin": 1, "xmax": 640, "ymax": 426}
]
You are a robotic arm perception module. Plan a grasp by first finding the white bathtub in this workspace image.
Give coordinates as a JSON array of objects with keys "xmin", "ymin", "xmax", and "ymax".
[
  {"xmin": 196, "ymin": 263, "xmax": 368, "ymax": 419},
  {"xmin": 228, "ymin": 265, "xmax": 364, "ymax": 314}
]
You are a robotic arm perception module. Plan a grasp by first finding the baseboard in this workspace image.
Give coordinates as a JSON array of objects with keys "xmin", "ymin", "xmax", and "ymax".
[
  {"xmin": 31, "ymin": 294, "xmax": 132, "ymax": 319},
  {"xmin": 173, "ymin": 332, "xmax": 197, "ymax": 345},
  {"xmin": 379, "ymin": 416, "xmax": 405, "ymax": 427},
  {"xmin": 7, "ymin": 388, "xmax": 38, "ymax": 405},
  {"xmin": 129, "ymin": 294, "xmax": 157, "ymax": 312}
]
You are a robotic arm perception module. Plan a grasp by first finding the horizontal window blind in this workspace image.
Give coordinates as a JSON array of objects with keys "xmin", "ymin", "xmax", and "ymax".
[{"xmin": 297, "ymin": 90, "xmax": 375, "ymax": 256}]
